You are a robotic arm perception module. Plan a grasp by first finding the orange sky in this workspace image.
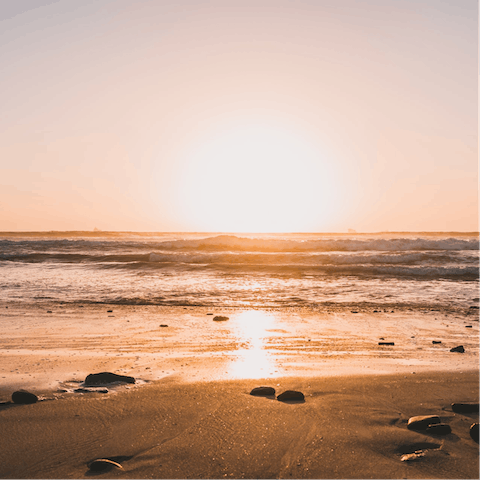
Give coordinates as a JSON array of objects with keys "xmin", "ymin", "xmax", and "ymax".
[{"xmin": 0, "ymin": 0, "xmax": 477, "ymax": 232}]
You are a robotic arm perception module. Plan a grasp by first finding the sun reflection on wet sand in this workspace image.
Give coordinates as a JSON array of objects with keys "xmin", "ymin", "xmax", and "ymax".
[{"xmin": 228, "ymin": 311, "xmax": 278, "ymax": 379}]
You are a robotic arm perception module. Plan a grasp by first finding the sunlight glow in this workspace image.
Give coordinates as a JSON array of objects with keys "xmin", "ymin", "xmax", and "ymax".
[
  {"xmin": 229, "ymin": 310, "xmax": 277, "ymax": 379},
  {"xmin": 174, "ymin": 121, "xmax": 339, "ymax": 232}
]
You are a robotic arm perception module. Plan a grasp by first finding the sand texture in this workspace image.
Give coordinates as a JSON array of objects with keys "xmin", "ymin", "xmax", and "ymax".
[{"xmin": 0, "ymin": 372, "xmax": 478, "ymax": 479}]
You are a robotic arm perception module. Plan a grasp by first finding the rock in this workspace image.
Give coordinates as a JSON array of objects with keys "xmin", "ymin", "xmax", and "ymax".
[
  {"xmin": 107, "ymin": 309, "xmax": 113, "ymax": 312},
  {"xmin": 84, "ymin": 372, "xmax": 135, "ymax": 386},
  {"xmin": 470, "ymin": 306, "xmax": 479, "ymax": 309},
  {"xmin": 407, "ymin": 415, "xmax": 441, "ymax": 430},
  {"xmin": 450, "ymin": 345, "xmax": 465, "ymax": 353},
  {"xmin": 159, "ymin": 324, "xmax": 168, "ymax": 327},
  {"xmin": 351, "ymin": 311, "xmax": 358, "ymax": 314},
  {"xmin": 451, "ymin": 402, "xmax": 479, "ymax": 414},
  {"xmin": 432, "ymin": 341, "xmax": 442, "ymax": 344},
  {"xmin": 470, "ymin": 423, "xmax": 479, "ymax": 443},
  {"xmin": 277, "ymin": 390, "xmax": 305, "ymax": 402},
  {"xmin": 206, "ymin": 313, "xmax": 213, "ymax": 315},
  {"xmin": 47, "ymin": 310, "xmax": 52, "ymax": 313},
  {"xmin": 379, "ymin": 342, "xmax": 395, "ymax": 346},
  {"xmin": 426, "ymin": 423, "xmax": 451, "ymax": 435},
  {"xmin": 88, "ymin": 459, "xmax": 123, "ymax": 472},
  {"xmin": 465, "ymin": 325, "xmax": 472, "ymax": 328},
  {"xmin": 401, "ymin": 451, "xmax": 425, "ymax": 462},
  {"xmin": 12, "ymin": 390, "xmax": 38, "ymax": 404},
  {"xmin": 213, "ymin": 316, "xmax": 229, "ymax": 321},
  {"xmin": 250, "ymin": 386, "xmax": 275, "ymax": 396}
]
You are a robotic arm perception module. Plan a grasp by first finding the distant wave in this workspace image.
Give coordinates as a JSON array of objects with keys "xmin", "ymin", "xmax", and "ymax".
[{"xmin": 147, "ymin": 235, "xmax": 480, "ymax": 252}]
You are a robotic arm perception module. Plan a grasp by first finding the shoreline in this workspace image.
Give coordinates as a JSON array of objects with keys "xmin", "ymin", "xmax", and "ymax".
[{"xmin": 0, "ymin": 302, "xmax": 478, "ymax": 393}]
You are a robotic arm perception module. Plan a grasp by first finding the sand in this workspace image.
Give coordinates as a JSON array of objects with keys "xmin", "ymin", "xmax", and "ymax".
[{"xmin": 0, "ymin": 303, "xmax": 478, "ymax": 478}]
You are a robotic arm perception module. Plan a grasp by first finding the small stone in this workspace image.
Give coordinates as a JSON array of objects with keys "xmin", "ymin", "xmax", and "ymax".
[
  {"xmin": 88, "ymin": 459, "xmax": 123, "ymax": 472},
  {"xmin": 47, "ymin": 310, "xmax": 52, "ymax": 313},
  {"xmin": 401, "ymin": 451, "xmax": 425, "ymax": 462},
  {"xmin": 432, "ymin": 341, "xmax": 442, "ymax": 344},
  {"xmin": 206, "ymin": 313, "xmax": 213, "ymax": 315},
  {"xmin": 159, "ymin": 324, "xmax": 168, "ymax": 327},
  {"xmin": 465, "ymin": 325, "xmax": 473, "ymax": 328},
  {"xmin": 107, "ymin": 310, "xmax": 113, "ymax": 313},
  {"xmin": 213, "ymin": 316, "xmax": 229, "ymax": 321},
  {"xmin": 470, "ymin": 306, "xmax": 479, "ymax": 309},
  {"xmin": 426, "ymin": 423, "xmax": 451, "ymax": 435},
  {"xmin": 84, "ymin": 372, "xmax": 135, "ymax": 386},
  {"xmin": 470, "ymin": 423, "xmax": 479, "ymax": 443},
  {"xmin": 12, "ymin": 390, "xmax": 38, "ymax": 404},
  {"xmin": 351, "ymin": 311, "xmax": 358, "ymax": 314},
  {"xmin": 250, "ymin": 386, "xmax": 275, "ymax": 396},
  {"xmin": 379, "ymin": 342, "xmax": 395, "ymax": 346},
  {"xmin": 451, "ymin": 402, "xmax": 479, "ymax": 414},
  {"xmin": 450, "ymin": 345, "xmax": 465, "ymax": 353},
  {"xmin": 407, "ymin": 415, "xmax": 441, "ymax": 430},
  {"xmin": 277, "ymin": 390, "xmax": 305, "ymax": 402}
]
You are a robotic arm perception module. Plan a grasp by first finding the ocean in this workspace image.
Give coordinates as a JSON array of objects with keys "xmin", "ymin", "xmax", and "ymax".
[{"xmin": 0, "ymin": 232, "xmax": 478, "ymax": 311}]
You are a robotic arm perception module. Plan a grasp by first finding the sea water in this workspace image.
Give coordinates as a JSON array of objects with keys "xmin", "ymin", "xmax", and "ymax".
[{"xmin": 0, "ymin": 232, "xmax": 478, "ymax": 310}]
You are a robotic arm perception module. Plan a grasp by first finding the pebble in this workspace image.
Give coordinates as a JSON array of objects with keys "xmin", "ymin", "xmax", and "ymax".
[
  {"xmin": 432, "ymin": 341, "xmax": 442, "ymax": 344},
  {"xmin": 12, "ymin": 390, "xmax": 38, "ymax": 404},
  {"xmin": 213, "ymin": 316, "xmax": 229, "ymax": 321},
  {"xmin": 159, "ymin": 324, "xmax": 168, "ymax": 327},
  {"xmin": 277, "ymin": 390, "xmax": 305, "ymax": 402},
  {"xmin": 450, "ymin": 345, "xmax": 465, "ymax": 353},
  {"xmin": 379, "ymin": 342, "xmax": 395, "ymax": 346},
  {"xmin": 407, "ymin": 415, "xmax": 441, "ymax": 430},
  {"xmin": 84, "ymin": 372, "xmax": 135, "ymax": 386},
  {"xmin": 250, "ymin": 386, "xmax": 275, "ymax": 396},
  {"xmin": 88, "ymin": 459, "xmax": 123, "ymax": 472}
]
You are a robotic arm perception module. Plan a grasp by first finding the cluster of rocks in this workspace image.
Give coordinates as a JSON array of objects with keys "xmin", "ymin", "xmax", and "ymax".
[
  {"xmin": 250, "ymin": 386, "xmax": 305, "ymax": 402},
  {"xmin": 406, "ymin": 402, "xmax": 479, "ymax": 443}
]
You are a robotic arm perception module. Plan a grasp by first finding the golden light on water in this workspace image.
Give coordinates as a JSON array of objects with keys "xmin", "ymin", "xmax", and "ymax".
[{"xmin": 229, "ymin": 310, "xmax": 277, "ymax": 379}]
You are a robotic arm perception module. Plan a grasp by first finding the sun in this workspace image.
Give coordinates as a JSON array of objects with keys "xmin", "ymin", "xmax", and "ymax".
[{"xmin": 173, "ymin": 120, "xmax": 339, "ymax": 232}]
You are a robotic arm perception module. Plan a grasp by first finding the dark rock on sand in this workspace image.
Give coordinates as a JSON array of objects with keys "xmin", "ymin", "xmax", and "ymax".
[
  {"xmin": 88, "ymin": 459, "xmax": 123, "ymax": 472},
  {"xmin": 465, "ymin": 325, "xmax": 473, "ymax": 328},
  {"xmin": 432, "ymin": 341, "xmax": 442, "ymax": 344},
  {"xmin": 12, "ymin": 390, "xmax": 38, "ymax": 404},
  {"xmin": 84, "ymin": 372, "xmax": 135, "ymax": 386},
  {"xmin": 213, "ymin": 316, "xmax": 229, "ymax": 321},
  {"xmin": 47, "ymin": 310, "xmax": 52, "ymax": 313},
  {"xmin": 159, "ymin": 324, "xmax": 168, "ymax": 327},
  {"xmin": 450, "ymin": 345, "xmax": 465, "ymax": 353},
  {"xmin": 451, "ymin": 402, "xmax": 479, "ymax": 414},
  {"xmin": 470, "ymin": 423, "xmax": 479, "ymax": 443},
  {"xmin": 426, "ymin": 423, "xmax": 451, "ymax": 435},
  {"xmin": 277, "ymin": 390, "xmax": 305, "ymax": 402},
  {"xmin": 379, "ymin": 342, "xmax": 395, "ymax": 346},
  {"xmin": 407, "ymin": 415, "xmax": 441, "ymax": 430},
  {"xmin": 470, "ymin": 306, "xmax": 479, "ymax": 309},
  {"xmin": 250, "ymin": 386, "xmax": 275, "ymax": 396},
  {"xmin": 207, "ymin": 313, "xmax": 213, "ymax": 315}
]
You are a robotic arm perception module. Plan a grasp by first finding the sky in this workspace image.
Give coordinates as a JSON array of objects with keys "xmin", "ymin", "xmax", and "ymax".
[{"xmin": 0, "ymin": 0, "xmax": 477, "ymax": 233}]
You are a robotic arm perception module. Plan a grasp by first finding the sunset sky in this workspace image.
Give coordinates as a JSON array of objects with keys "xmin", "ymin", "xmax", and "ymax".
[{"xmin": 0, "ymin": 0, "xmax": 477, "ymax": 233}]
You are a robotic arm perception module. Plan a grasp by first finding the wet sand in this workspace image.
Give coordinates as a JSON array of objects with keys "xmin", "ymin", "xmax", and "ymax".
[{"xmin": 0, "ymin": 303, "xmax": 478, "ymax": 478}]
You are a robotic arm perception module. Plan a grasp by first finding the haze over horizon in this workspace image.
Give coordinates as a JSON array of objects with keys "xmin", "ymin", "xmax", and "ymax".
[{"xmin": 1, "ymin": 0, "xmax": 477, "ymax": 233}]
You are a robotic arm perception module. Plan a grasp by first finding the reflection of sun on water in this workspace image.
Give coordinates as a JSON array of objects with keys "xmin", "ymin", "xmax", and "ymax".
[{"xmin": 229, "ymin": 310, "xmax": 277, "ymax": 379}]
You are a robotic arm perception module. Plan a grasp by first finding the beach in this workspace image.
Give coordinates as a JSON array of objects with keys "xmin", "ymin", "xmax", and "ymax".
[{"xmin": 0, "ymin": 303, "xmax": 478, "ymax": 479}]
